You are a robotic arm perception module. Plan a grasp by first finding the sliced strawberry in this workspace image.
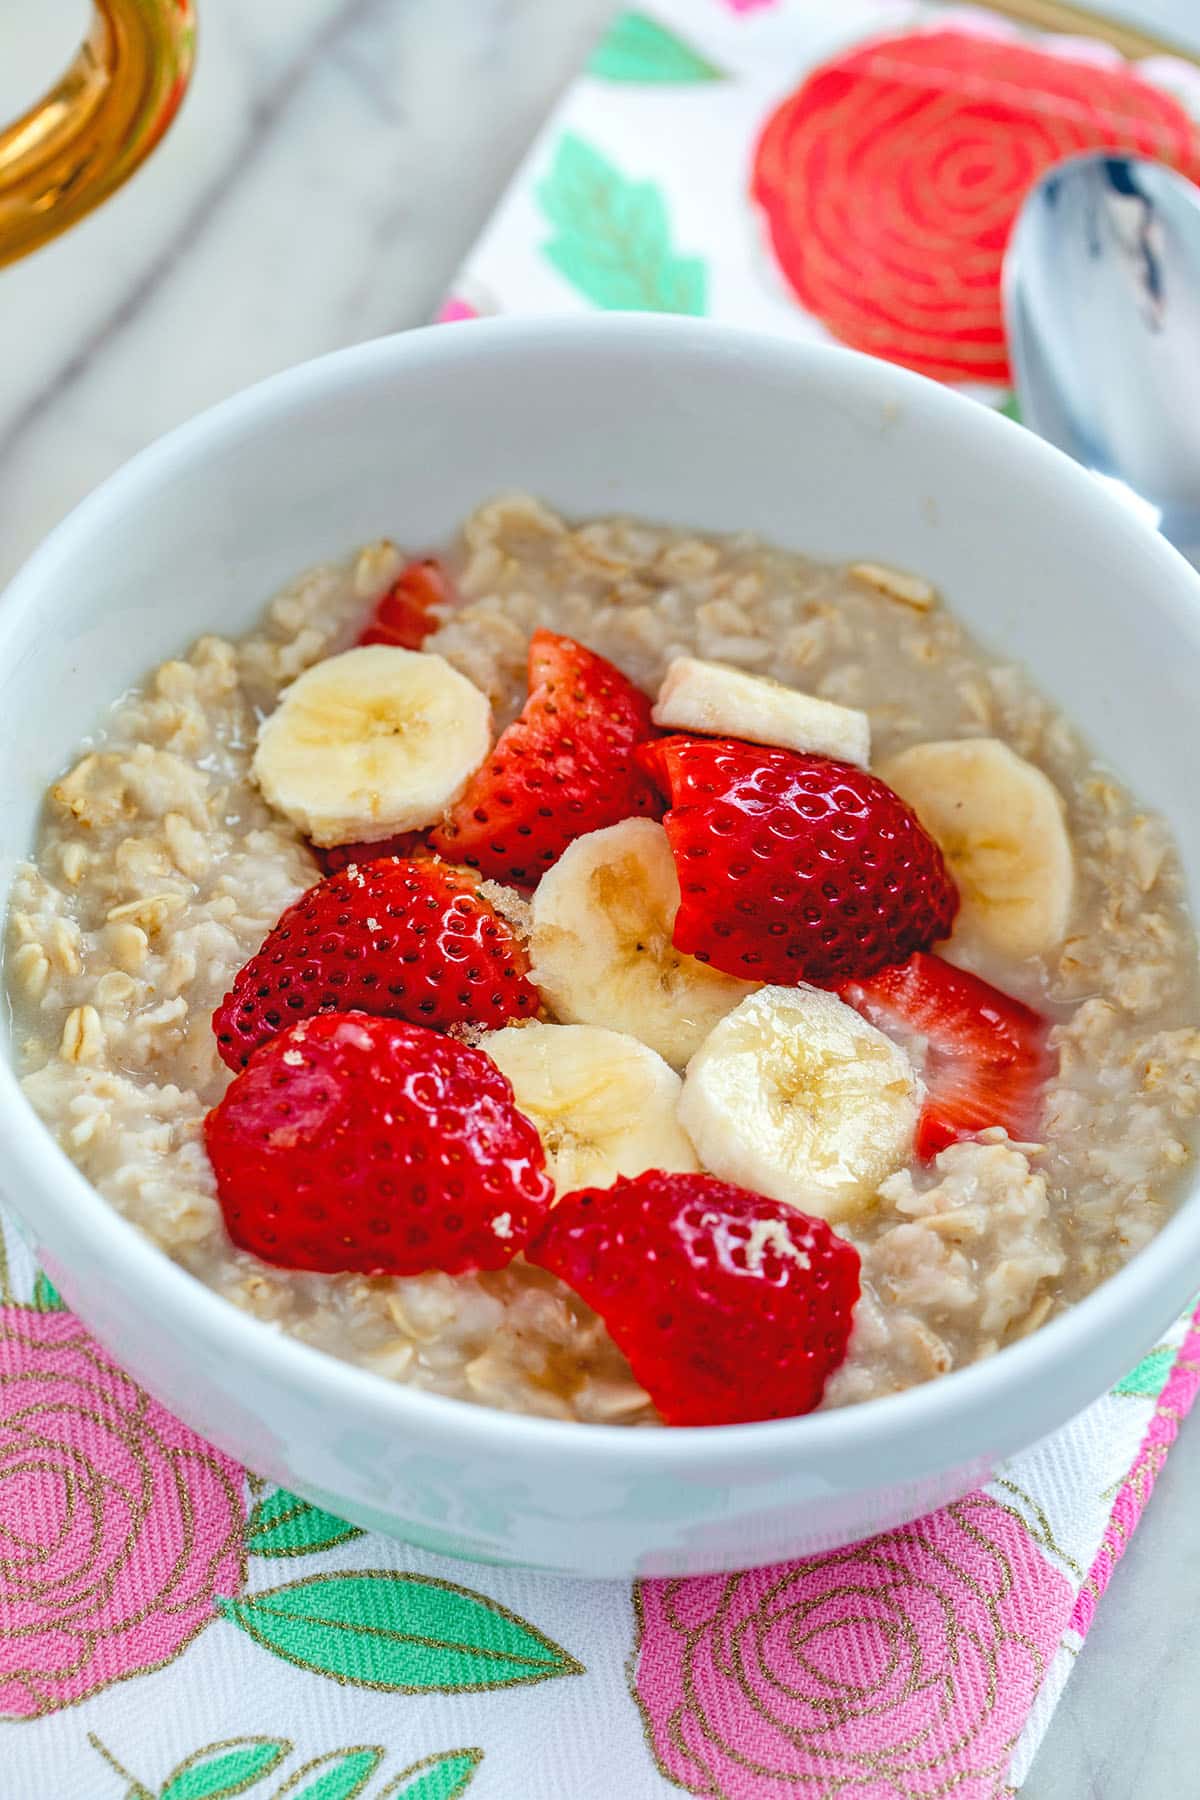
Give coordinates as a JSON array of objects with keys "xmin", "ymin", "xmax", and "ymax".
[
  {"xmin": 206, "ymin": 1012, "xmax": 552, "ymax": 1276},
  {"xmin": 638, "ymin": 735, "xmax": 958, "ymax": 986},
  {"xmin": 359, "ymin": 557, "xmax": 456, "ymax": 650},
  {"xmin": 213, "ymin": 857, "xmax": 536, "ymax": 1070},
  {"xmin": 840, "ymin": 952, "xmax": 1056, "ymax": 1157},
  {"xmin": 312, "ymin": 831, "xmax": 425, "ymax": 876},
  {"xmin": 528, "ymin": 1170, "xmax": 860, "ymax": 1425},
  {"xmin": 635, "ymin": 736, "xmax": 672, "ymax": 794},
  {"xmin": 429, "ymin": 630, "xmax": 660, "ymax": 886}
]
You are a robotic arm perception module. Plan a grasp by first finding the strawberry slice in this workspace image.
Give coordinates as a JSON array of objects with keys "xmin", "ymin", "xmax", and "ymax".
[
  {"xmin": 312, "ymin": 831, "xmax": 425, "ymax": 876},
  {"xmin": 840, "ymin": 952, "xmax": 1056, "ymax": 1157},
  {"xmin": 637, "ymin": 735, "xmax": 958, "ymax": 986},
  {"xmin": 206, "ymin": 1013, "xmax": 552, "ymax": 1276},
  {"xmin": 359, "ymin": 558, "xmax": 455, "ymax": 650},
  {"xmin": 527, "ymin": 1170, "xmax": 860, "ymax": 1425},
  {"xmin": 429, "ymin": 630, "xmax": 660, "ymax": 886},
  {"xmin": 212, "ymin": 857, "xmax": 537, "ymax": 1070}
]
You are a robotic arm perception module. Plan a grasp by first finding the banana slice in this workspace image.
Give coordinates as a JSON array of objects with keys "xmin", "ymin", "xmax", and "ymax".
[
  {"xmin": 529, "ymin": 817, "xmax": 758, "ymax": 1068},
  {"xmin": 679, "ymin": 986, "xmax": 921, "ymax": 1222},
  {"xmin": 879, "ymin": 738, "xmax": 1074, "ymax": 960},
  {"xmin": 481, "ymin": 1021, "xmax": 699, "ymax": 1194},
  {"xmin": 252, "ymin": 645, "xmax": 490, "ymax": 848},
  {"xmin": 652, "ymin": 656, "xmax": 870, "ymax": 767}
]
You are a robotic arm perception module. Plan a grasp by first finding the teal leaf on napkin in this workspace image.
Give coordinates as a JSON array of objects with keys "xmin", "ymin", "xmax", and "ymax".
[
  {"xmin": 589, "ymin": 12, "xmax": 726, "ymax": 83},
  {"xmin": 378, "ymin": 1749, "xmax": 483, "ymax": 1800},
  {"xmin": 245, "ymin": 1487, "xmax": 363, "ymax": 1557},
  {"xmin": 538, "ymin": 134, "xmax": 707, "ymax": 314},
  {"xmin": 31, "ymin": 1271, "xmax": 65, "ymax": 1311},
  {"xmin": 159, "ymin": 1739, "xmax": 289, "ymax": 1800},
  {"xmin": 267, "ymin": 1747, "xmax": 382, "ymax": 1799},
  {"xmin": 215, "ymin": 1571, "xmax": 583, "ymax": 1691},
  {"xmin": 1114, "ymin": 1344, "xmax": 1175, "ymax": 1398}
]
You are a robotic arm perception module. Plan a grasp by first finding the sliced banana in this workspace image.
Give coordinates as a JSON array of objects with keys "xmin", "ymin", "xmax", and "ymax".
[
  {"xmin": 880, "ymin": 738, "xmax": 1074, "ymax": 961},
  {"xmin": 530, "ymin": 817, "xmax": 758, "ymax": 1068},
  {"xmin": 480, "ymin": 1021, "xmax": 699, "ymax": 1194},
  {"xmin": 252, "ymin": 645, "xmax": 490, "ymax": 848},
  {"xmin": 652, "ymin": 656, "xmax": 870, "ymax": 767},
  {"xmin": 679, "ymin": 986, "xmax": 921, "ymax": 1223}
]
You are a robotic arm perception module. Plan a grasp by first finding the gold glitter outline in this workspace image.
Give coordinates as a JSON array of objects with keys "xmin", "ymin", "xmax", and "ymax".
[
  {"xmin": 269, "ymin": 1742, "xmax": 383, "ymax": 1799},
  {"xmin": 0, "ymin": 1318, "xmax": 247, "ymax": 1717},
  {"xmin": 628, "ymin": 1498, "xmax": 1054, "ymax": 1798},
  {"xmin": 376, "ymin": 1745, "xmax": 484, "ymax": 1799},
  {"xmin": 155, "ymin": 1735, "xmax": 290, "ymax": 1799},
  {"xmin": 215, "ymin": 1569, "xmax": 584, "ymax": 1695}
]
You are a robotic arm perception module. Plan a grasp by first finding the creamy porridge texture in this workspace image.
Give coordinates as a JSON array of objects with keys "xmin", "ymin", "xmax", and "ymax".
[{"xmin": 9, "ymin": 494, "xmax": 1200, "ymax": 1424}]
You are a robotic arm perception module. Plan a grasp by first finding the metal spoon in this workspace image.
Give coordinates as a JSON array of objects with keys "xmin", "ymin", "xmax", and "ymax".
[{"xmin": 1003, "ymin": 152, "xmax": 1200, "ymax": 560}]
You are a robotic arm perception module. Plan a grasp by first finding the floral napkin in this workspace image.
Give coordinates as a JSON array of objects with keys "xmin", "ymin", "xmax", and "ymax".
[{"xmin": 7, "ymin": 3, "xmax": 1200, "ymax": 1796}]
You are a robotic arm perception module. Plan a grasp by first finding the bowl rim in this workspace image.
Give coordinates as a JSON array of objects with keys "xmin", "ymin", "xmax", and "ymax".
[{"xmin": 3, "ymin": 310, "xmax": 1200, "ymax": 1467}]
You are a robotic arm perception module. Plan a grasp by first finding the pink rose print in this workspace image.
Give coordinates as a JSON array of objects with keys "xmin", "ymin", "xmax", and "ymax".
[
  {"xmin": 634, "ymin": 1495, "xmax": 1072, "ymax": 1799},
  {"xmin": 435, "ymin": 296, "xmax": 480, "ymax": 324},
  {"xmin": 434, "ymin": 278, "xmax": 496, "ymax": 325},
  {"xmin": 0, "ymin": 1307, "xmax": 245, "ymax": 1717},
  {"xmin": 1071, "ymin": 1313, "xmax": 1200, "ymax": 1636}
]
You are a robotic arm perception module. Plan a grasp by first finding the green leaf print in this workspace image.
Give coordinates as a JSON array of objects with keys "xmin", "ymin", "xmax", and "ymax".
[
  {"xmin": 537, "ymin": 134, "xmax": 707, "ymax": 314},
  {"xmin": 159, "ymin": 1738, "xmax": 290, "ymax": 1800},
  {"xmin": 997, "ymin": 392, "xmax": 1023, "ymax": 424},
  {"xmin": 1114, "ymin": 1344, "xmax": 1176, "ymax": 1398},
  {"xmin": 31, "ymin": 1270, "xmax": 65, "ymax": 1310},
  {"xmin": 378, "ymin": 1750, "xmax": 483, "ymax": 1800},
  {"xmin": 215, "ymin": 1570, "xmax": 584, "ymax": 1691},
  {"xmin": 246, "ymin": 1487, "xmax": 364, "ymax": 1557},
  {"xmin": 269, "ymin": 1747, "xmax": 383, "ymax": 1799},
  {"xmin": 589, "ymin": 12, "xmax": 725, "ymax": 82}
]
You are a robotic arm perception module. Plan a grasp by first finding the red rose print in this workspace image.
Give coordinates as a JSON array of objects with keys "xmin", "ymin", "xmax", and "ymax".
[{"xmin": 751, "ymin": 27, "xmax": 1200, "ymax": 383}]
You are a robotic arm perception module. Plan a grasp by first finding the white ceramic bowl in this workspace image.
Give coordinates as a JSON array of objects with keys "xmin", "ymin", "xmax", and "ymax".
[{"xmin": 3, "ymin": 316, "xmax": 1200, "ymax": 1578}]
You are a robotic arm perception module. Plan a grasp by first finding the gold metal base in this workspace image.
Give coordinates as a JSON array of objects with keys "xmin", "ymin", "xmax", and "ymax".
[
  {"xmin": 976, "ymin": 0, "xmax": 1197, "ymax": 64},
  {"xmin": 0, "ymin": 1, "xmax": 195, "ymax": 270}
]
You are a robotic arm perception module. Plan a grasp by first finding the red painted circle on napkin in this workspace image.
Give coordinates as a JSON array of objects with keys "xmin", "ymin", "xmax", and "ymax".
[{"xmin": 751, "ymin": 27, "xmax": 1200, "ymax": 383}]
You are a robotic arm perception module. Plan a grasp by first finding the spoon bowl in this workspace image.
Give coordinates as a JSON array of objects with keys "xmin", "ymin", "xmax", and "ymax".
[{"xmin": 1004, "ymin": 152, "xmax": 1200, "ymax": 557}]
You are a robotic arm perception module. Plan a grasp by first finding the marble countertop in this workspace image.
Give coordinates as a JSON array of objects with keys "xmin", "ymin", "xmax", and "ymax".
[
  {"xmin": 2, "ymin": 2, "xmax": 1198, "ymax": 1793},
  {"xmin": 0, "ymin": 0, "xmax": 615, "ymax": 586}
]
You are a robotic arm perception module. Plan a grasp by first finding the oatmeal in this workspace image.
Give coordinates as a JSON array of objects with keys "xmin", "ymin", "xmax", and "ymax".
[{"xmin": 8, "ymin": 495, "xmax": 1200, "ymax": 1424}]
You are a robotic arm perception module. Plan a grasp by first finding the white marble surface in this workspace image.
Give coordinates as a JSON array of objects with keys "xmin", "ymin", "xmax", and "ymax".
[
  {"xmin": 1, "ymin": 1, "xmax": 1199, "ymax": 1793},
  {"xmin": 0, "ymin": 0, "xmax": 614, "ymax": 587}
]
